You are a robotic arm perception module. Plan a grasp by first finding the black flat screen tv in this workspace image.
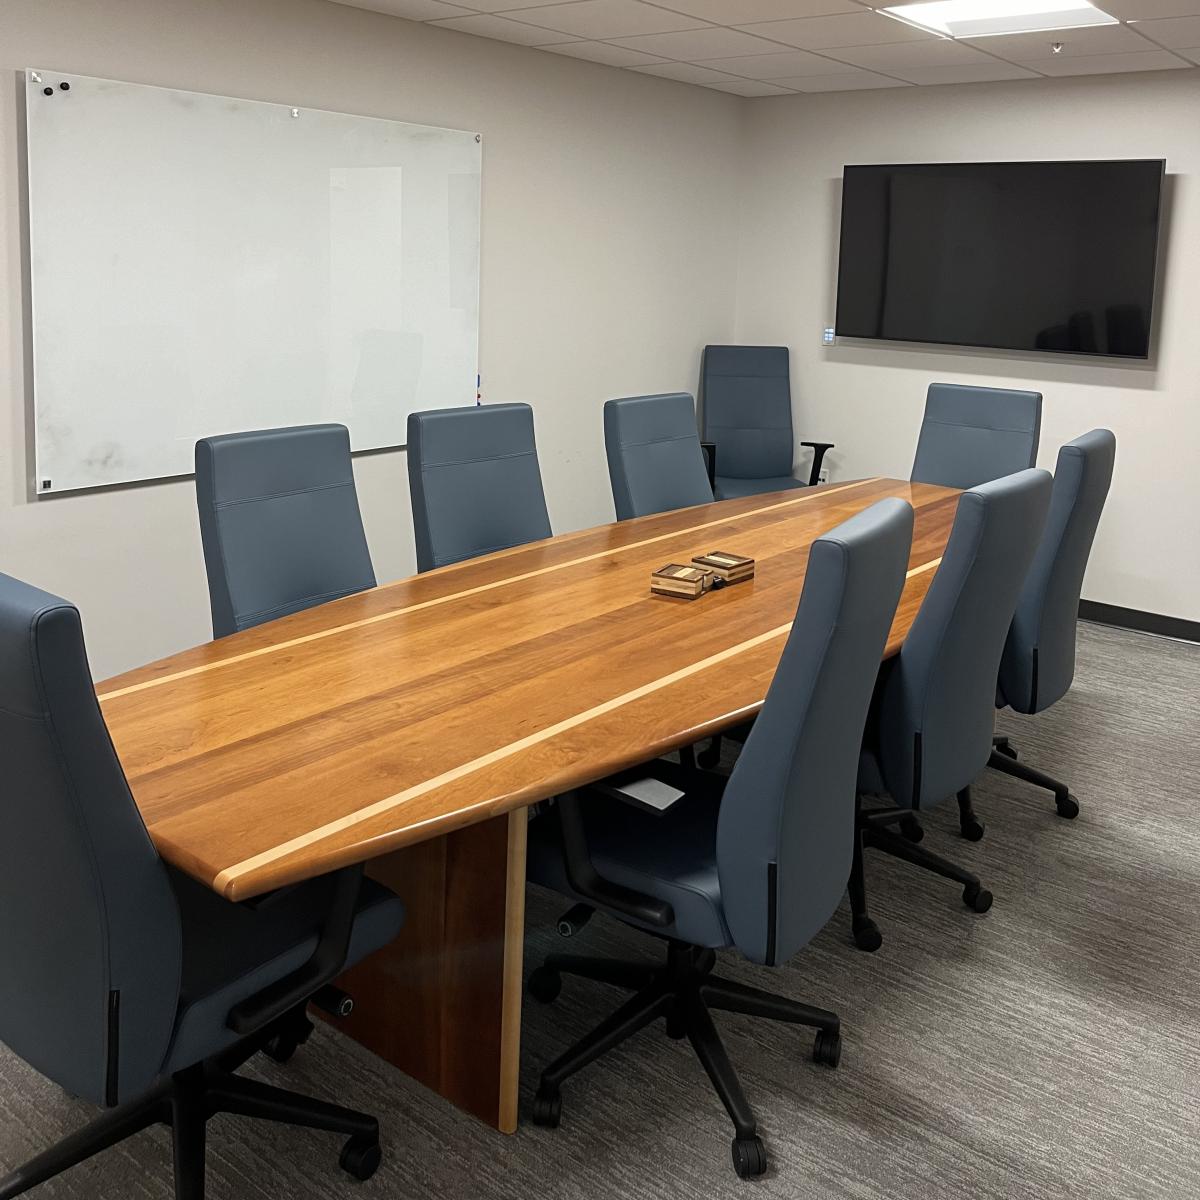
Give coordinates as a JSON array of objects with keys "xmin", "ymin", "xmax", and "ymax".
[{"xmin": 834, "ymin": 159, "xmax": 1164, "ymax": 359}]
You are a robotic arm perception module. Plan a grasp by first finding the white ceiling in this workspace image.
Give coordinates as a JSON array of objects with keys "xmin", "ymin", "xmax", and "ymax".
[{"xmin": 331, "ymin": 0, "xmax": 1200, "ymax": 94}]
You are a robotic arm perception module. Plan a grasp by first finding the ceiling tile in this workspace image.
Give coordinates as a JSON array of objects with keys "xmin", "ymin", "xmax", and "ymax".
[
  {"xmin": 428, "ymin": 12, "xmax": 575, "ymax": 41},
  {"xmin": 828, "ymin": 39, "xmax": 987, "ymax": 69},
  {"xmin": 737, "ymin": 11, "xmax": 938, "ymax": 50},
  {"xmin": 701, "ymin": 77, "xmax": 797, "ymax": 95},
  {"xmin": 608, "ymin": 26, "xmax": 791, "ymax": 59},
  {"xmin": 330, "ymin": 0, "xmax": 474, "ymax": 18},
  {"xmin": 507, "ymin": 0, "xmax": 705, "ymax": 39},
  {"xmin": 889, "ymin": 61, "xmax": 1042, "ymax": 83},
  {"xmin": 1032, "ymin": 47, "xmax": 1191, "ymax": 73},
  {"xmin": 448, "ymin": 0, "xmax": 590, "ymax": 9},
  {"xmin": 697, "ymin": 49, "xmax": 858, "ymax": 77},
  {"xmin": 542, "ymin": 39, "xmax": 669, "ymax": 65},
  {"xmin": 967, "ymin": 23, "xmax": 1154, "ymax": 60},
  {"xmin": 632, "ymin": 61, "xmax": 745, "ymax": 82},
  {"xmin": 1090, "ymin": 0, "xmax": 1200, "ymax": 16},
  {"xmin": 652, "ymin": 0, "xmax": 860, "ymax": 21},
  {"xmin": 1129, "ymin": 15, "xmax": 1200, "ymax": 46},
  {"xmin": 1176, "ymin": 44, "xmax": 1200, "ymax": 60},
  {"xmin": 779, "ymin": 69, "xmax": 912, "ymax": 90}
]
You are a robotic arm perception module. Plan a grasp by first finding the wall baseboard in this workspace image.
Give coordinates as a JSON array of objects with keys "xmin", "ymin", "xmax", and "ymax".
[{"xmin": 1079, "ymin": 600, "xmax": 1200, "ymax": 644}]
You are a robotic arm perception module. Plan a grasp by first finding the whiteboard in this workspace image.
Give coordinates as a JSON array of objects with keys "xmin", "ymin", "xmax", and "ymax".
[{"xmin": 25, "ymin": 70, "xmax": 481, "ymax": 493}]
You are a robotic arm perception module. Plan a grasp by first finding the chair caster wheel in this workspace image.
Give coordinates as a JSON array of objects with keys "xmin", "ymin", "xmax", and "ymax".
[
  {"xmin": 528, "ymin": 966, "xmax": 562, "ymax": 1004},
  {"xmin": 995, "ymin": 742, "xmax": 1018, "ymax": 760},
  {"xmin": 960, "ymin": 817, "xmax": 985, "ymax": 842},
  {"xmin": 899, "ymin": 816, "xmax": 924, "ymax": 843},
  {"xmin": 263, "ymin": 1014, "xmax": 314, "ymax": 1064},
  {"xmin": 1056, "ymin": 794, "xmax": 1079, "ymax": 819},
  {"xmin": 963, "ymin": 885, "xmax": 993, "ymax": 913},
  {"xmin": 852, "ymin": 917, "xmax": 883, "ymax": 952},
  {"xmin": 697, "ymin": 746, "xmax": 722, "ymax": 770},
  {"xmin": 263, "ymin": 1033, "xmax": 299, "ymax": 1064},
  {"xmin": 339, "ymin": 1136, "xmax": 381, "ymax": 1181},
  {"xmin": 532, "ymin": 1086, "xmax": 562, "ymax": 1128},
  {"xmin": 732, "ymin": 1135, "xmax": 767, "ymax": 1178},
  {"xmin": 813, "ymin": 1029, "xmax": 841, "ymax": 1068}
]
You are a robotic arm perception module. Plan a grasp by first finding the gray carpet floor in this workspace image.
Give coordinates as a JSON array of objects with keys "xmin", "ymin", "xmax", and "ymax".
[{"xmin": 2, "ymin": 621, "xmax": 1198, "ymax": 1198}]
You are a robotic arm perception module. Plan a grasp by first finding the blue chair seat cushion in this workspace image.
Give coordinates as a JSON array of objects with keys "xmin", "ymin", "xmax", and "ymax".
[
  {"xmin": 714, "ymin": 475, "xmax": 805, "ymax": 501},
  {"xmin": 527, "ymin": 789, "xmax": 733, "ymax": 950},
  {"xmin": 165, "ymin": 871, "xmax": 405, "ymax": 1071}
]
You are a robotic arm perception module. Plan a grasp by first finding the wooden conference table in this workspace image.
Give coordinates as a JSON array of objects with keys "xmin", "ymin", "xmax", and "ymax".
[{"xmin": 97, "ymin": 476, "xmax": 960, "ymax": 1134}]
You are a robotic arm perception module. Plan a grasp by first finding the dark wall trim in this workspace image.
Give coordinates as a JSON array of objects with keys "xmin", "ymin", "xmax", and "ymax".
[{"xmin": 1079, "ymin": 600, "xmax": 1200, "ymax": 644}]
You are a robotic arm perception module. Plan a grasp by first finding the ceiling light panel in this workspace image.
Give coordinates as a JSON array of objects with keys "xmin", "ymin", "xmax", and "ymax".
[{"xmin": 881, "ymin": 0, "xmax": 1119, "ymax": 38}]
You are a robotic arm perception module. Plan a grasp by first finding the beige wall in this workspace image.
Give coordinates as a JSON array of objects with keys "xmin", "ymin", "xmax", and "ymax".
[
  {"xmin": 734, "ymin": 71, "xmax": 1200, "ymax": 623},
  {"xmin": 0, "ymin": 0, "xmax": 743, "ymax": 677}
]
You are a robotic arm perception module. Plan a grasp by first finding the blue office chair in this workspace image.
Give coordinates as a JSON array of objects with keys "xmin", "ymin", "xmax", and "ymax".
[
  {"xmin": 604, "ymin": 393, "xmax": 714, "ymax": 521},
  {"xmin": 850, "ymin": 469, "xmax": 1052, "ymax": 951},
  {"xmin": 195, "ymin": 424, "xmax": 376, "ymax": 638},
  {"xmin": 407, "ymin": 403, "xmax": 552, "ymax": 571},
  {"xmin": 910, "ymin": 383, "xmax": 1043, "ymax": 489},
  {"xmin": 0, "ymin": 573, "xmax": 405, "ymax": 1199},
  {"xmin": 701, "ymin": 345, "xmax": 833, "ymax": 498},
  {"xmin": 525, "ymin": 498, "xmax": 914, "ymax": 1178},
  {"xmin": 991, "ymin": 429, "xmax": 1117, "ymax": 818}
]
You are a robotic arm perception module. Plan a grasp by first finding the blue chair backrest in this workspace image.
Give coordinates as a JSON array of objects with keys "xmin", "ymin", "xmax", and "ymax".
[
  {"xmin": 0, "ymin": 575, "xmax": 182, "ymax": 1106},
  {"xmin": 911, "ymin": 383, "xmax": 1042, "ymax": 489},
  {"xmin": 407, "ymin": 403, "xmax": 552, "ymax": 572},
  {"xmin": 716, "ymin": 498, "xmax": 914, "ymax": 966},
  {"xmin": 195, "ymin": 425, "xmax": 376, "ymax": 638},
  {"xmin": 877, "ymin": 469, "xmax": 1052, "ymax": 808},
  {"xmin": 999, "ymin": 429, "xmax": 1116, "ymax": 714},
  {"xmin": 604, "ymin": 393, "xmax": 714, "ymax": 521},
  {"xmin": 701, "ymin": 345, "xmax": 794, "ymax": 481}
]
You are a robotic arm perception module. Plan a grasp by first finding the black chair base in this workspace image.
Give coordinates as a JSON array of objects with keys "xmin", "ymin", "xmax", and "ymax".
[
  {"xmin": 527, "ymin": 942, "xmax": 841, "ymax": 1179},
  {"xmin": 0, "ymin": 1016, "xmax": 380, "ymax": 1200},
  {"xmin": 850, "ymin": 798, "xmax": 993, "ymax": 952},
  {"xmin": 990, "ymin": 737, "xmax": 1080, "ymax": 819}
]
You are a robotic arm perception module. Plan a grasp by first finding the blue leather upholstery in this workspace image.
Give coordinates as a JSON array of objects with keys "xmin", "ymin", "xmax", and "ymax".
[
  {"xmin": 408, "ymin": 404, "xmax": 552, "ymax": 571},
  {"xmin": 910, "ymin": 384, "xmax": 1043, "ymax": 489},
  {"xmin": 701, "ymin": 346, "xmax": 795, "ymax": 497},
  {"xmin": 717, "ymin": 498, "xmax": 914, "ymax": 965},
  {"xmin": 0, "ymin": 575, "xmax": 182, "ymax": 1106},
  {"xmin": 195, "ymin": 425, "xmax": 376, "ymax": 639},
  {"xmin": 529, "ymin": 497, "xmax": 914, "ymax": 966},
  {"xmin": 861, "ymin": 469, "xmax": 1053, "ymax": 810},
  {"xmin": 708, "ymin": 474, "xmax": 806, "ymax": 501},
  {"xmin": 0, "ymin": 572, "xmax": 404, "ymax": 1107},
  {"xmin": 999, "ymin": 430, "xmax": 1116, "ymax": 715},
  {"xmin": 603, "ymin": 393, "xmax": 714, "ymax": 521}
]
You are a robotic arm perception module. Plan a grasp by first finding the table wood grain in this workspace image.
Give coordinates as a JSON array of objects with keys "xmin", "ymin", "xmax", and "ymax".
[{"xmin": 98, "ymin": 477, "xmax": 959, "ymax": 901}]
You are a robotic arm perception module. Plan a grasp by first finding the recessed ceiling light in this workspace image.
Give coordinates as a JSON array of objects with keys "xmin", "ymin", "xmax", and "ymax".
[{"xmin": 880, "ymin": 0, "xmax": 1118, "ymax": 38}]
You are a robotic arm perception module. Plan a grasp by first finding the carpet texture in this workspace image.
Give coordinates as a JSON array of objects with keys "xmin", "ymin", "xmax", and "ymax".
[{"xmin": 1, "ymin": 621, "xmax": 1197, "ymax": 1198}]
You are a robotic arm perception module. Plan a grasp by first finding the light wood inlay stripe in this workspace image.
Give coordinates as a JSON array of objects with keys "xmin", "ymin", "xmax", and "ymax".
[
  {"xmin": 97, "ymin": 479, "xmax": 881, "ymax": 703},
  {"xmin": 497, "ymin": 811, "xmax": 528, "ymax": 1134},
  {"xmin": 210, "ymin": 553, "xmax": 942, "ymax": 895}
]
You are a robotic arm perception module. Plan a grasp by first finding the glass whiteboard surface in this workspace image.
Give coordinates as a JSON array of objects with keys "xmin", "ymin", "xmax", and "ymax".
[{"xmin": 26, "ymin": 71, "xmax": 481, "ymax": 493}]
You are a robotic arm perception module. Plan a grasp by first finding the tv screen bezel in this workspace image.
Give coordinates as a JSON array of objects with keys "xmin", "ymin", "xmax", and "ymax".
[{"xmin": 833, "ymin": 158, "xmax": 1166, "ymax": 361}]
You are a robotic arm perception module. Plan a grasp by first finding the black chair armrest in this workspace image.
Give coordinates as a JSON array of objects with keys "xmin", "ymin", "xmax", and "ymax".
[
  {"xmin": 226, "ymin": 864, "xmax": 363, "ymax": 1037},
  {"xmin": 557, "ymin": 792, "xmax": 675, "ymax": 928},
  {"xmin": 800, "ymin": 441, "xmax": 835, "ymax": 487}
]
